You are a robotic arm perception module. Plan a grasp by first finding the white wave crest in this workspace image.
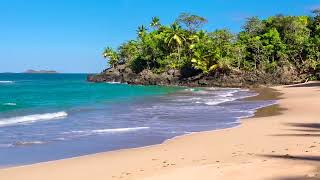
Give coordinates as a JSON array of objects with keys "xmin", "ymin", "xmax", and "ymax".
[
  {"xmin": 217, "ymin": 90, "xmax": 239, "ymax": 98},
  {"xmin": 184, "ymin": 88, "xmax": 196, "ymax": 92},
  {"xmin": 0, "ymin": 81, "xmax": 14, "ymax": 84},
  {"xmin": 106, "ymin": 81, "xmax": 121, "ymax": 84},
  {"xmin": 189, "ymin": 88, "xmax": 258, "ymax": 106},
  {"xmin": 14, "ymin": 141, "xmax": 45, "ymax": 146},
  {"xmin": 0, "ymin": 111, "xmax": 68, "ymax": 127},
  {"xmin": 3, "ymin": 103, "xmax": 17, "ymax": 106},
  {"xmin": 203, "ymin": 97, "xmax": 236, "ymax": 106},
  {"xmin": 63, "ymin": 127, "xmax": 150, "ymax": 136}
]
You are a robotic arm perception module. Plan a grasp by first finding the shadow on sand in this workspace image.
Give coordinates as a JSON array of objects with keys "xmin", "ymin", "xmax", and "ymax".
[
  {"xmin": 274, "ymin": 176, "xmax": 320, "ymax": 180},
  {"xmin": 261, "ymin": 154, "xmax": 320, "ymax": 180},
  {"xmin": 270, "ymin": 123, "xmax": 320, "ymax": 137},
  {"xmin": 262, "ymin": 122, "xmax": 320, "ymax": 179},
  {"xmin": 286, "ymin": 82, "xmax": 320, "ymax": 88},
  {"xmin": 264, "ymin": 154, "xmax": 320, "ymax": 180}
]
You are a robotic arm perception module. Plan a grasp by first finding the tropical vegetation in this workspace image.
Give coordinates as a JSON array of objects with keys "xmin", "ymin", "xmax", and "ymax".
[{"xmin": 102, "ymin": 10, "xmax": 320, "ymax": 81}]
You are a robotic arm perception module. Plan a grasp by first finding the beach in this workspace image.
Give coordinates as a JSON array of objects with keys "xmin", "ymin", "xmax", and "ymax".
[{"xmin": 1, "ymin": 82, "xmax": 320, "ymax": 180}]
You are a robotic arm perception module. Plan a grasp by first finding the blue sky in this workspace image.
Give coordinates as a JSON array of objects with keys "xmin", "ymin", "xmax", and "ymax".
[{"xmin": 0, "ymin": 0, "xmax": 319, "ymax": 73}]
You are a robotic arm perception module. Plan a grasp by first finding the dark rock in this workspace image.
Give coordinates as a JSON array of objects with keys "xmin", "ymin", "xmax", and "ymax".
[
  {"xmin": 316, "ymin": 72, "xmax": 320, "ymax": 80},
  {"xmin": 88, "ymin": 65, "xmax": 307, "ymax": 87}
]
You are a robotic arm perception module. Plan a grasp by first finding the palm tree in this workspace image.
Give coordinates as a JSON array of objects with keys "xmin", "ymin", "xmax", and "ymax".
[
  {"xmin": 150, "ymin": 17, "xmax": 161, "ymax": 29},
  {"xmin": 137, "ymin": 25, "xmax": 147, "ymax": 38},
  {"xmin": 103, "ymin": 47, "xmax": 119, "ymax": 68},
  {"xmin": 164, "ymin": 22, "xmax": 186, "ymax": 61},
  {"xmin": 187, "ymin": 30, "xmax": 207, "ymax": 49}
]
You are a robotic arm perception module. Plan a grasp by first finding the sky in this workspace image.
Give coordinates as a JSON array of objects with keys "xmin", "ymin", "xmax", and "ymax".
[{"xmin": 0, "ymin": 0, "xmax": 319, "ymax": 73}]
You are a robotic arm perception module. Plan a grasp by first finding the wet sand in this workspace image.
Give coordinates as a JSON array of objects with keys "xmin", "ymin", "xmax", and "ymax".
[
  {"xmin": 246, "ymin": 87, "xmax": 284, "ymax": 118},
  {"xmin": 1, "ymin": 82, "xmax": 320, "ymax": 180}
]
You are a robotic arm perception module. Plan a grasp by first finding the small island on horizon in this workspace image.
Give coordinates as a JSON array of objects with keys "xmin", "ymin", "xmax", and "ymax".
[
  {"xmin": 2, "ymin": 2, "xmax": 320, "ymax": 180},
  {"xmin": 24, "ymin": 69, "xmax": 58, "ymax": 74}
]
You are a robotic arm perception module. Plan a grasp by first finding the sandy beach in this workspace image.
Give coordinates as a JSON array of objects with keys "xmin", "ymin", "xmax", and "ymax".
[{"xmin": 1, "ymin": 82, "xmax": 320, "ymax": 180}]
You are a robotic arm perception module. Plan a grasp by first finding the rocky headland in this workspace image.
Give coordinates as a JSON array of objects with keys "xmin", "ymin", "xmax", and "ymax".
[{"xmin": 87, "ymin": 65, "xmax": 313, "ymax": 87}]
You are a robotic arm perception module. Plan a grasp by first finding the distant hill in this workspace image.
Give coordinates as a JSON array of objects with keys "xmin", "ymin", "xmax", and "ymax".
[{"xmin": 24, "ymin": 70, "xmax": 58, "ymax": 74}]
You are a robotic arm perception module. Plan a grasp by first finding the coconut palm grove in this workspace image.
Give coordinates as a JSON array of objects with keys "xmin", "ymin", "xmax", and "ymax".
[{"xmin": 100, "ymin": 10, "xmax": 320, "ymax": 84}]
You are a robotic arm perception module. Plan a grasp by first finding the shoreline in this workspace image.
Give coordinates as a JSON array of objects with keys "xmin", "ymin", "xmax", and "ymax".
[
  {"xmin": 0, "ymin": 86, "xmax": 273, "ymax": 169},
  {"xmin": 1, "ymin": 82, "xmax": 320, "ymax": 179},
  {"xmin": 163, "ymin": 87, "xmax": 281, "ymax": 145}
]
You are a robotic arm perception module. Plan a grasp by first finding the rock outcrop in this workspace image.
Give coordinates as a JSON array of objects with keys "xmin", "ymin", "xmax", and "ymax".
[{"xmin": 88, "ymin": 65, "xmax": 306, "ymax": 87}]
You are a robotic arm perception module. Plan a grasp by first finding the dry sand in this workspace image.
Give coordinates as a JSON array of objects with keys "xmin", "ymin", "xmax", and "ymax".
[{"xmin": 1, "ymin": 82, "xmax": 320, "ymax": 180}]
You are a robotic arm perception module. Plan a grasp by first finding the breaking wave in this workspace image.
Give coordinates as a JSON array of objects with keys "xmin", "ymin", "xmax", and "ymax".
[
  {"xmin": 3, "ymin": 103, "xmax": 17, "ymax": 106},
  {"xmin": 0, "ymin": 81, "xmax": 14, "ymax": 84},
  {"xmin": 0, "ymin": 111, "xmax": 68, "ymax": 127},
  {"xmin": 62, "ymin": 127, "xmax": 150, "ymax": 137}
]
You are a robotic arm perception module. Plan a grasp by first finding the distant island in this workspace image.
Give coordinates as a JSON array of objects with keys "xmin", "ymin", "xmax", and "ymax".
[
  {"xmin": 88, "ymin": 10, "xmax": 320, "ymax": 87},
  {"xmin": 24, "ymin": 70, "xmax": 58, "ymax": 74}
]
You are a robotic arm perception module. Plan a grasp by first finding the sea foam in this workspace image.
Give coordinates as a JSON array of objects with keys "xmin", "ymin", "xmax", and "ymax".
[
  {"xmin": 3, "ymin": 103, "xmax": 17, "ymax": 106},
  {"xmin": 0, "ymin": 111, "xmax": 68, "ymax": 127},
  {"xmin": 190, "ymin": 88, "xmax": 257, "ymax": 106},
  {"xmin": 63, "ymin": 127, "xmax": 150, "ymax": 137},
  {"xmin": 14, "ymin": 141, "xmax": 46, "ymax": 146},
  {"xmin": 106, "ymin": 81, "xmax": 121, "ymax": 84},
  {"xmin": 202, "ymin": 97, "xmax": 236, "ymax": 106},
  {"xmin": 0, "ymin": 81, "xmax": 14, "ymax": 84}
]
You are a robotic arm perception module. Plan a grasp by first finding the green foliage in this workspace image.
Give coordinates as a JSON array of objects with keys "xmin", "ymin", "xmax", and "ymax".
[
  {"xmin": 118, "ymin": 40, "xmax": 140, "ymax": 64},
  {"xmin": 243, "ymin": 16, "xmax": 264, "ymax": 36},
  {"xmin": 102, "ymin": 11, "xmax": 320, "ymax": 79},
  {"xmin": 309, "ymin": 75, "xmax": 318, "ymax": 81},
  {"xmin": 176, "ymin": 13, "xmax": 208, "ymax": 32},
  {"xmin": 103, "ymin": 47, "xmax": 119, "ymax": 68},
  {"xmin": 150, "ymin": 16, "xmax": 161, "ymax": 29}
]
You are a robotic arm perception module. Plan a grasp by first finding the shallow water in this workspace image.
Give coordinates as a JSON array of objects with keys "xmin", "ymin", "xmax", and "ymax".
[{"xmin": 0, "ymin": 73, "xmax": 275, "ymax": 167}]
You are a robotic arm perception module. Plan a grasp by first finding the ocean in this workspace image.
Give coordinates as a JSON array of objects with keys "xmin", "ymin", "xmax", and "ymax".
[{"xmin": 0, "ymin": 73, "xmax": 275, "ymax": 167}]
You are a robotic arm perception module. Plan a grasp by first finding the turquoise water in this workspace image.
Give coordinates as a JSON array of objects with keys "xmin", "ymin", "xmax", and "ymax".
[
  {"xmin": 0, "ymin": 73, "xmax": 179, "ymax": 114},
  {"xmin": 0, "ymin": 73, "xmax": 275, "ymax": 167}
]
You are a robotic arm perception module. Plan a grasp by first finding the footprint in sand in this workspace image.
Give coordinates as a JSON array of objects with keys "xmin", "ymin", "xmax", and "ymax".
[{"xmin": 121, "ymin": 172, "xmax": 131, "ymax": 176}]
